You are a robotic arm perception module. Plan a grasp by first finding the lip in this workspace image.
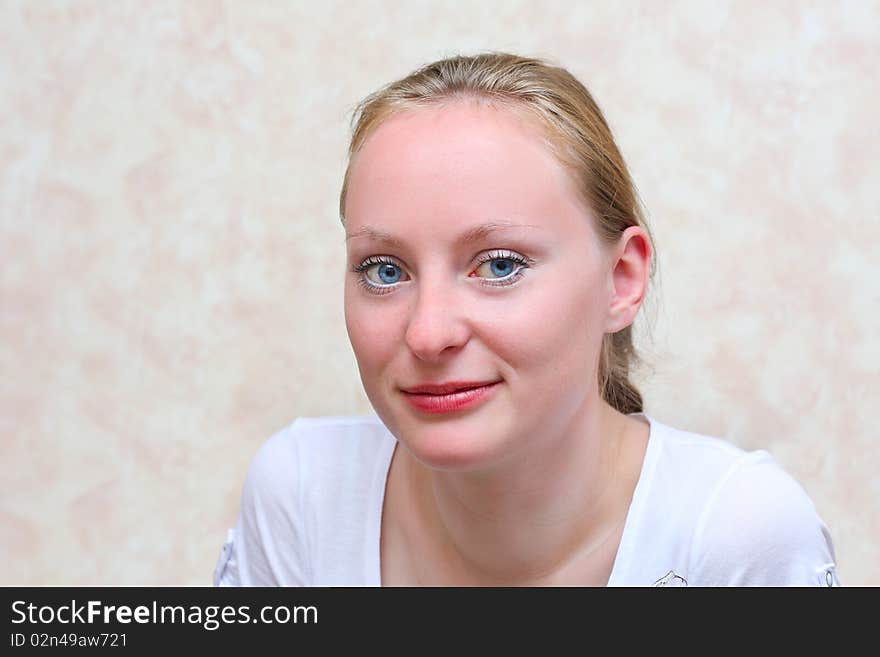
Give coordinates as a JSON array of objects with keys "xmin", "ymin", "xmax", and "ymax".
[
  {"xmin": 400, "ymin": 381, "xmax": 502, "ymax": 415},
  {"xmin": 401, "ymin": 380, "xmax": 501, "ymax": 395}
]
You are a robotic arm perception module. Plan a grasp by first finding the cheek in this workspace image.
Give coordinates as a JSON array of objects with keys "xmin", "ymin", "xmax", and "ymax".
[
  {"xmin": 499, "ymin": 274, "xmax": 606, "ymax": 375},
  {"xmin": 344, "ymin": 292, "xmax": 400, "ymax": 370}
]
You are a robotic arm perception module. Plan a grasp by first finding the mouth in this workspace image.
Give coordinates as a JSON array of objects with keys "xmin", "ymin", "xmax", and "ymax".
[
  {"xmin": 400, "ymin": 380, "xmax": 502, "ymax": 396},
  {"xmin": 399, "ymin": 380, "xmax": 502, "ymax": 414}
]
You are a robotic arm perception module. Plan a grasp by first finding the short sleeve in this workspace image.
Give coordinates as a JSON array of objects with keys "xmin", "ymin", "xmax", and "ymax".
[
  {"xmin": 212, "ymin": 421, "xmax": 309, "ymax": 586},
  {"xmin": 688, "ymin": 452, "xmax": 840, "ymax": 586},
  {"xmin": 213, "ymin": 528, "xmax": 239, "ymax": 586}
]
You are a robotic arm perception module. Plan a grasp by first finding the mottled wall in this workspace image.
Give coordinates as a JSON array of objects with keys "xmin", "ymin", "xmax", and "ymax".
[{"xmin": 1, "ymin": 0, "xmax": 877, "ymax": 585}]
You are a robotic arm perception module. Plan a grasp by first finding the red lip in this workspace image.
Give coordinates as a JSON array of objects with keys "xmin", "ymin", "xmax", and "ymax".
[
  {"xmin": 400, "ymin": 381, "xmax": 502, "ymax": 415},
  {"xmin": 401, "ymin": 380, "xmax": 501, "ymax": 395}
]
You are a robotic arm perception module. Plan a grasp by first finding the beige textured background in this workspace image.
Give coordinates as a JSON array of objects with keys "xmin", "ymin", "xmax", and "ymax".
[{"xmin": 2, "ymin": 0, "xmax": 877, "ymax": 585}]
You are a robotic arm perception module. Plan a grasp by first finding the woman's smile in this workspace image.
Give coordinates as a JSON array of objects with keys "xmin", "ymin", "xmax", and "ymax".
[{"xmin": 400, "ymin": 380, "xmax": 503, "ymax": 415}]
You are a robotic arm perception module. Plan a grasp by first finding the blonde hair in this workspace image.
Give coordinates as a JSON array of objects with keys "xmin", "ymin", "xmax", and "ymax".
[{"xmin": 339, "ymin": 51, "xmax": 656, "ymax": 415}]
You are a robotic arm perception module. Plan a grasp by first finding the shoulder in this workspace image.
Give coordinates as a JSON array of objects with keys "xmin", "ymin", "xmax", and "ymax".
[
  {"xmin": 243, "ymin": 414, "xmax": 395, "ymax": 504},
  {"xmin": 635, "ymin": 417, "xmax": 839, "ymax": 587},
  {"xmin": 653, "ymin": 419, "xmax": 755, "ymax": 479},
  {"xmin": 641, "ymin": 418, "xmax": 774, "ymax": 516},
  {"xmin": 686, "ymin": 448, "xmax": 838, "ymax": 586},
  {"xmin": 219, "ymin": 414, "xmax": 395, "ymax": 586},
  {"xmin": 242, "ymin": 415, "xmax": 393, "ymax": 480}
]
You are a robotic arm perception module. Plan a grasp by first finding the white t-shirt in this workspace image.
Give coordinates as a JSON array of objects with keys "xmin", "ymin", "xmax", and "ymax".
[{"xmin": 212, "ymin": 412, "xmax": 841, "ymax": 587}]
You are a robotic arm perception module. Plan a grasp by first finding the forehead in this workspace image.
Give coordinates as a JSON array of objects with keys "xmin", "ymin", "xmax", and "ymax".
[{"xmin": 344, "ymin": 101, "xmax": 592, "ymax": 247}]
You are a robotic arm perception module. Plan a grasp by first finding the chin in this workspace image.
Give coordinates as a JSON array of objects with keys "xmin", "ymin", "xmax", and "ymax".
[
  {"xmin": 395, "ymin": 413, "xmax": 513, "ymax": 473},
  {"xmin": 367, "ymin": 386, "xmax": 516, "ymax": 471}
]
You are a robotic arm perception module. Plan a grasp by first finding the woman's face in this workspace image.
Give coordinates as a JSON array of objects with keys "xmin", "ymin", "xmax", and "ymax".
[{"xmin": 343, "ymin": 100, "xmax": 619, "ymax": 471}]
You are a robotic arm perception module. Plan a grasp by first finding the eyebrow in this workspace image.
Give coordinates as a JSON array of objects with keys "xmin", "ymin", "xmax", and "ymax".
[{"xmin": 344, "ymin": 221, "xmax": 543, "ymax": 247}]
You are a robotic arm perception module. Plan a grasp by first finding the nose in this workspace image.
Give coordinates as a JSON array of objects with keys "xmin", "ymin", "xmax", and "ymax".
[{"xmin": 404, "ymin": 280, "xmax": 470, "ymax": 361}]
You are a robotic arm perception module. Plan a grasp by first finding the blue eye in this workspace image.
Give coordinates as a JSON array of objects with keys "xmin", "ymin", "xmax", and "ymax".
[
  {"xmin": 376, "ymin": 263, "xmax": 402, "ymax": 284},
  {"xmin": 482, "ymin": 257, "xmax": 515, "ymax": 278},
  {"xmin": 351, "ymin": 250, "xmax": 533, "ymax": 296},
  {"xmin": 472, "ymin": 250, "xmax": 530, "ymax": 285},
  {"xmin": 351, "ymin": 256, "xmax": 407, "ymax": 295}
]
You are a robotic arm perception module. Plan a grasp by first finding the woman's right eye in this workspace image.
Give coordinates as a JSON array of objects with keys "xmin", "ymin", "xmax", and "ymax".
[{"xmin": 351, "ymin": 257, "xmax": 408, "ymax": 294}]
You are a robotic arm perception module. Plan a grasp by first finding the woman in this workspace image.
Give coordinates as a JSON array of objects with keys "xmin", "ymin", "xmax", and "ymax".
[{"xmin": 213, "ymin": 51, "xmax": 839, "ymax": 587}]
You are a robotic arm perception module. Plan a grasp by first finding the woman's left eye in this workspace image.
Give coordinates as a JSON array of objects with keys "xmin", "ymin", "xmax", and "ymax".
[
  {"xmin": 471, "ymin": 250, "xmax": 531, "ymax": 286},
  {"xmin": 352, "ymin": 249, "xmax": 532, "ymax": 295}
]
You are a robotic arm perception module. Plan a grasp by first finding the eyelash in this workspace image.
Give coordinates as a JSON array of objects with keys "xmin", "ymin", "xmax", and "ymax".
[{"xmin": 351, "ymin": 249, "xmax": 534, "ymax": 296}]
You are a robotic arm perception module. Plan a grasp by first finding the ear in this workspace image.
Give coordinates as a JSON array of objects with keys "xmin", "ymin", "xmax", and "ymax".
[{"xmin": 604, "ymin": 226, "xmax": 651, "ymax": 333}]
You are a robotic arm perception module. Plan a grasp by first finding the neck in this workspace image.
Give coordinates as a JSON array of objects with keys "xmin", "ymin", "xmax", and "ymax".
[{"xmin": 402, "ymin": 397, "xmax": 639, "ymax": 585}]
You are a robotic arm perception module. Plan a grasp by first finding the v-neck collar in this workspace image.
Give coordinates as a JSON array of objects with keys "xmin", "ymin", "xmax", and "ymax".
[{"xmin": 368, "ymin": 411, "xmax": 662, "ymax": 586}]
